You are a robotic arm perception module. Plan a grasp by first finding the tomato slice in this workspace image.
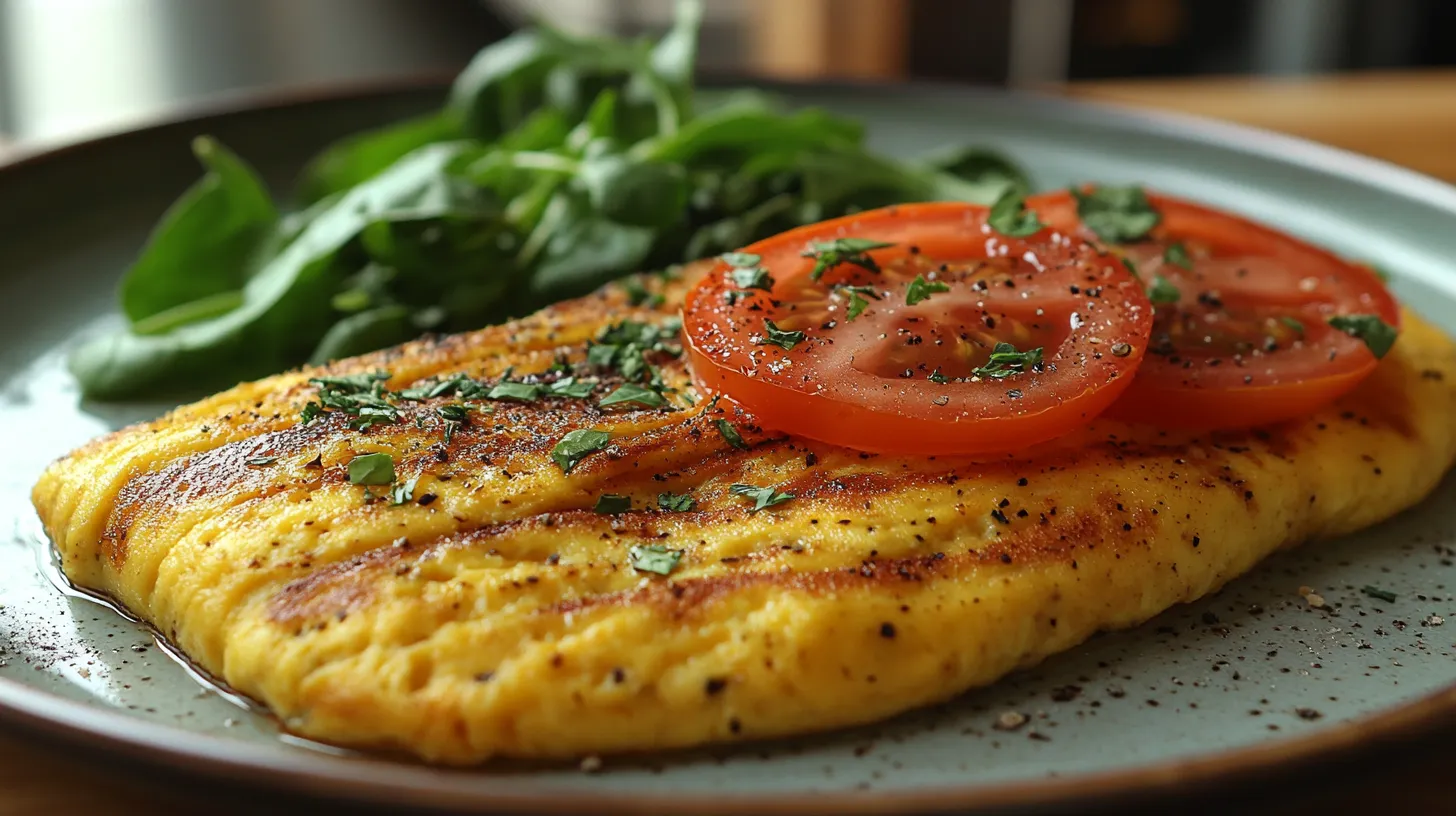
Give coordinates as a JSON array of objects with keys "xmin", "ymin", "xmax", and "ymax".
[
  {"xmin": 682, "ymin": 202, "xmax": 1154, "ymax": 456},
  {"xmin": 1030, "ymin": 189, "xmax": 1401, "ymax": 429}
]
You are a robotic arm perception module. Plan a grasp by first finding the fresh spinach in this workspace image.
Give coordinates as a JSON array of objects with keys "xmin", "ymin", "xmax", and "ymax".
[{"xmin": 73, "ymin": 0, "xmax": 1030, "ymax": 401}]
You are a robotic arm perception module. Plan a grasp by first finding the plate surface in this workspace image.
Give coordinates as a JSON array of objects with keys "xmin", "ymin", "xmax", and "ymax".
[{"xmin": 3, "ymin": 82, "xmax": 1456, "ymax": 815}]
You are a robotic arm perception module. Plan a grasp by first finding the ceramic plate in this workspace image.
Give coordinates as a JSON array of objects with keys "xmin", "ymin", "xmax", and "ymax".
[{"xmin": 3, "ymin": 81, "xmax": 1456, "ymax": 815}]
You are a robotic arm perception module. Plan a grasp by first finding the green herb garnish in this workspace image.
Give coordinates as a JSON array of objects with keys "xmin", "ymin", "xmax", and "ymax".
[
  {"xmin": 905, "ymin": 274, "xmax": 950, "ymax": 306},
  {"xmin": 832, "ymin": 284, "xmax": 879, "ymax": 322},
  {"xmin": 389, "ymin": 475, "xmax": 419, "ymax": 506},
  {"xmin": 972, "ymin": 342, "xmax": 1043, "ymax": 380},
  {"xmin": 487, "ymin": 381, "xmax": 543, "ymax": 402},
  {"xmin": 1279, "ymin": 316, "xmax": 1305, "ymax": 334},
  {"xmin": 588, "ymin": 318, "xmax": 683, "ymax": 384},
  {"xmin": 1121, "ymin": 256, "xmax": 1140, "ymax": 279},
  {"xmin": 1148, "ymin": 275, "xmax": 1181, "ymax": 305},
  {"xmin": 1163, "ymin": 242, "xmax": 1193, "ymax": 270},
  {"xmin": 928, "ymin": 369, "xmax": 950, "ymax": 384},
  {"xmin": 551, "ymin": 429, "xmax": 611, "ymax": 473},
  {"xmin": 723, "ymin": 253, "xmax": 774, "ymax": 291},
  {"xmin": 804, "ymin": 238, "xmax": 894, "ymax": 281},
  {"xmin": 657, "ymin": 492, "xmax": 697, "ymax": 512},
  {"xmin": 1328, "ymin": 314, "xmax": 1398, "ymax": 359},
  {"xmin": 729, "ymin": 483, "xmax": 795, "ymax": 512},
  {"xmin": 1071, "ymin": 185, "xmax": 1160, "ymax": 243},
  {"xmin": 1361, "ymin": 585, "xmax": 1397, "ymax": 603},
  {"xmin": 599, "ymin": 383, "xmax": 667, "ymax": 409},
  {"xmin": 757, "ymin": 319, "xmax": 805, "ymax": 351},
  {"xmin": 347, "ymin": 452, "xmax": 395, "ymax": 486},
  {"xmin": 594, "ymin": 494, "xmax": 632, "ymax": 514},
  {"xmin": 716, "ymin": 419, "xmax": 748, "ymax": 449},
  {"xmin": 547, "ymin": 377, "xmax": 596, "ymax": 398},
  {"xmin": 987, "ymin": 189, "xmax": 1044, "ymax": 237},
  {"xmin": 628, "ymin": 544, "xmax": 683, "ymax": 575}
]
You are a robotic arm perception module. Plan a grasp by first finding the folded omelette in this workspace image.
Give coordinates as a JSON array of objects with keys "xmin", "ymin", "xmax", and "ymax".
[{"xmin": 33, "ymin": 264, "xmax": 1456, "ymax": 763}]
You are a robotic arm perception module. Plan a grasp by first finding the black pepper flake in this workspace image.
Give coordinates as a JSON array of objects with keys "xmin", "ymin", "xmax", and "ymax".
[
  {"xmin": 1110, "ymin": 342, "xmax": 1132, "ymax": 357},
  {"xmin": 1007, "ymin": 389, "xmax": 1024, "ymax": 400},
  {"xmin": 991, "ymin": 509, "xmax": 1010, "ymax": 525},
  {"xmin": 1050, "ymin": 685, "xmax": 1082, "ymax": 702},
  {"xmin": 879, "ymin": 622, "xmax": 897, "ymax": 639},
  {"xmin": 416, "ymin": 493, "xmax": 438, "ymax": 507},
  {"xmin": 1191, "ymin": 535, "xmax": 1201, "ymax": 547},
  {"xmin": 1295, "ymin": 707, "xmax": 1323, "ymax": 721},
  {"xmin": 704, "ymin": 677, "xmax": 728, "ymax": 696}
]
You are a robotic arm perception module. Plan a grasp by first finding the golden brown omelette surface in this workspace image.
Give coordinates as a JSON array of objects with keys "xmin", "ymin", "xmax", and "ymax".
[{"xmin": 33, "ymin": 265, "xmax": 1456, "ymax": 763}]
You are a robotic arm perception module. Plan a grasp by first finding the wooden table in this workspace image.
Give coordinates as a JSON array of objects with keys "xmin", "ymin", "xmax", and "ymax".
[{"xmin": 2, "ymin": 70, "xmax": 1454, "ymax": 815}]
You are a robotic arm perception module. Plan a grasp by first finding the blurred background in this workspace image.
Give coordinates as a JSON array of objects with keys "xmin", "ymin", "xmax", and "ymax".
[{"xmin": 0, "ymin": 0, "xmax": 1452, "ymax": 145}]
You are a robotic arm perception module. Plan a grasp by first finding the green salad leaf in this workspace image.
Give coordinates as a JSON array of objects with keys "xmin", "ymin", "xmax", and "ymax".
[{"xmin": 71, "ymin": 0, "xmax": 1030, "ymax": 401}]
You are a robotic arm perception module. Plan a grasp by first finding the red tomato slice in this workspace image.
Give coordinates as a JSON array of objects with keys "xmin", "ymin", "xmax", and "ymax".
[
  {"xmin": 682, "ymin": 202, "xmax": 1154, "ymax": 456},
  {"xmin": 1030, "ymin": 189, "xmax": 1401, "ymax": 429}
]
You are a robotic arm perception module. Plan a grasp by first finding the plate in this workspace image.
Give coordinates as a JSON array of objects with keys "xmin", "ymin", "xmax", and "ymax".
[{"xmin": 3, "ymin": 80, "xmax": 1456, "ymax": 815}]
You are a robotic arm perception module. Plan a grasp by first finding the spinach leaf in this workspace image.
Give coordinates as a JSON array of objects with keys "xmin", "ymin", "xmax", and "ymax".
[
  {"xmin": 296, "ymin": 112, "xmax": 460, "ymax": 205},
  {"xmin": 120, "ymin": 137, "xmax": 276, "ymax": 325},
  {"xmin": 576, "ymin": 154, "xmax": 688, "ymax": 228},
  {"xmin": 308, "ymin": 305, "xmax": 416, "ymax": 365},
  {"xmin": 70, "ymin": 143, "xmax": 487, "ymax": 399}
]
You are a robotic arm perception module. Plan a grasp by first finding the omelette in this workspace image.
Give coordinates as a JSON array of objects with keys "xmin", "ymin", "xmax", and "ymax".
[{"xmin": 33, "ymin": 258, "xmax": 1456, "ymax": 763}]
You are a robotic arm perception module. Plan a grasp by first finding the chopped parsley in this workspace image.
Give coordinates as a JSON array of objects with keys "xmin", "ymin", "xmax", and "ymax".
[
  {"xmin": 832, "ymin": 284, "xmax": 879, "ymax": 322},
  {"xmin": 987, "ymin": 189, "xmax": 1045, "ymax": 237},
  {"xmin": 757, "ymin": 319, "xmax": 805, "ymax": 351},
  {"xmin": 1121, "ymin": 256, "xmax": 1140, "ymax": 279},
  {"xmin": 588, "ymin": 318, "xmax": 683, "ymax": 384},
  {"xmin": 803, "ymin": 237, "xmax": 894, "ymax": 281},
  {"xmin": 389, "ymin": 475, "xmax": 419, "ymax": 506},
  {"xmin": 436, "ymin": 403, "xmax": 470, "ymax": 445},
  {"xmin": 1163, "ymin": 242, "xmax": 1193, "ymax": 270},
  {"xmin": 305, "ymin": 370, "xmax": 400, "ymax": 429},
  {"xmin": 487, "ymin": 380, "xmax": 543, "ymax": 402},
  {"xmin": 1279, "ymin": 316, "xmax": 1306, "ymax": 334},
  {"xmin": 629, "ymin": 544, "xmax": 683, "ymax": 576},
  {"xmin": 551, "ymin": 429, "xmax": 611, "ymax": 473},
  {"xmin": 1148, "ymin": 275, "xmax": 1181, "ymax": 304},
  {"xmin": 730, "ymin": 483, "xmax": 795, "ymax": 512},
  {"xmin": 928, "ymin": 369, "xmax": 950, "ymax": 384},
  {"xmin": 720, "ymin": 252, "xmax": 761, "ymax": 268},
  {"xmin": 547, "ymin": 377, "xmax": 596, "ymax": 399},
  {"xmin": 972, "ymin": 342, "xmax": 1043, "ymax": 380},
  {"xmin": 716, "ymin": 419, "xmax": 748, "ymax": 449},
  {"xmin": 1070, "ymin": 185, "xmax": 1160, "ymax": 243},
  {"xmin": 620, "ymin": 275, "xmax": 663, "ymax": 308},
  {"xmin": 731, "ymin": 265, "xmax": 774, "ymax": 291},
  {"xmin": 347, "ymin": 452, "xmax": 395, "ymax": 486},
  {"xmin": 657, "ymin": 492, "xmax": 697, "ymax": 512},
  {"xmin": 1361, "ymin": 585, "xmax": 1397, "ymax": 603},
  {"xmin": 905, "ymin": 274, "xmax": 950, "ymax": 306},
  {"xmin": 1328, "ymin": 314, "xmax": 1397, "ymax": 359},
  {"xmin": 599, "ymin": 383, "xmax": 667, "ymax": 409},
  {"xmin": 594, "ymin": 494, "xmax": 632, "ymax": 514}
]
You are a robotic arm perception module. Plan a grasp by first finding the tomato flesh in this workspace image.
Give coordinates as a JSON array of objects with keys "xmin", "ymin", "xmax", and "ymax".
[
  {"xmin": 1030, "ymin": 190, "xmax": 1400, "ymax": 429},
  {"xmin": 682, "ymin": 202, "xmax": 1154, "ymax": 456}
]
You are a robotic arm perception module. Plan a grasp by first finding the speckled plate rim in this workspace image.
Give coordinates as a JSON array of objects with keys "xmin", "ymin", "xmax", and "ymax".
[{"xmin": 4, "ymin": 77, "xmax": 1456, "ymax": 815}]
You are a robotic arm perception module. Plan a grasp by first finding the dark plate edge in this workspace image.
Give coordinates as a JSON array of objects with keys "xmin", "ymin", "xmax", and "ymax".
[{"xmin": 2, "ymin": 75, "xmax": 1456, "ymax": 815}]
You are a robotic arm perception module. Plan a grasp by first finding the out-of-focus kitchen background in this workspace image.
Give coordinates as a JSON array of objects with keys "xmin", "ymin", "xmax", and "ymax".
[{"xmin": 0, "ymin": 0, "xmax": 1451, "ymax": 145}]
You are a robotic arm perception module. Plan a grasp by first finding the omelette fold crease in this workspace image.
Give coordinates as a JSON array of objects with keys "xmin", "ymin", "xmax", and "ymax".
[{"xmin": 33, "ymin": 264, "xmax": 1456, "ymax": 763}]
